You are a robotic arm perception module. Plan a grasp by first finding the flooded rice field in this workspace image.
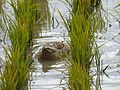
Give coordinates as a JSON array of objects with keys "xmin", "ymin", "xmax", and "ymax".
[{"xmin": 0, "ymin": 0, "xmax": 120, "ymax": 90}]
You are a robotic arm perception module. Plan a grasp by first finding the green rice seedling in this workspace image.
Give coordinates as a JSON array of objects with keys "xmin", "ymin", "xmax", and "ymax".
[
  {"xmin": 0, "ymin": 18, "xmax": 30, "ymax": 89},
  {"xmin": 9, "ymin": 0, "xmax": 39, "ymax": 45},
  {"xmin": 72, "ymin": 0, "xmax": 105, "ymax": 31},
  {"xmin": 0, "ymin": 44, "xmax": 29, "ymax": 90},
  {"xmin": 0, "ymin": 0, "xmax": 39, "ymax": 89},
  {"xmin": 60, "ymin": 0, "xmax": 103, "ymax": 90},
  {"xmin": 9, "ymin": 0, "xmax": 41, "ymax": 63},
  {"xmin": 68, "ymin": 61, "xmax": 91, "ymax": 90},
  {"xmin": 70, "ymin": 14, "xmax": 95, "ymax": 70},
  {"xmin": 67, "ymin": 14, "xmax": 101, "ymax": 90},
  {"xmin": 72, "ymin": 0, "xmax": 102, "ymax": 18},
  {"xmin": 60, "ymin": 1, "xmax": 101, "ymax": 70}
]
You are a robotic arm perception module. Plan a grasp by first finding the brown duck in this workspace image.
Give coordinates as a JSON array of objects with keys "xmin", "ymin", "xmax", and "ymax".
[{"xmin": 38, "ymin": 41, "xmax": 70, "ymax": 60}]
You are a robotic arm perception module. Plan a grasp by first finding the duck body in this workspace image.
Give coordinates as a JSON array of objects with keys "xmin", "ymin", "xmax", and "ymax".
[{"xmin": 38, "ymin": 41, "xmax": 70, "ymax": 60}]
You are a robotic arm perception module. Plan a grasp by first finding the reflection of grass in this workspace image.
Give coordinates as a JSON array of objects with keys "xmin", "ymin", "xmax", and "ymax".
[
  {"xmin": 0, "ymin": 0, "xmax": 39, "ymax": 89},
  {"xmin": 60, "ymin": 0, "xmax": 102, "ymax": 90},
  {"xmin": 117, "ymin": 63, "xmax": 120, "ymax": 67},
  {"xmin": 31, "ymin": 0, "xmax": 51, "ymax": 38},
  {"xmin": 0, "ymin": 0, "xmax": 2, "ymax": 13},
  {"xmin": 35, "ymin": 0, "xmax": 50, "ymax": 24}
]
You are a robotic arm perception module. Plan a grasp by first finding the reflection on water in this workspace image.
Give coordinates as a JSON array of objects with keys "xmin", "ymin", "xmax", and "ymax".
[
  {"xmin": 38, "ymin": 58, "xmax": 62, "ymax": 73},
  {"xmin": 36, "ymin": 0, "xmax": 50, "ymax": 24},
  {"xmin": 30, "ymin": 0, "xmax": 68, "ymax": 89},
  {"xmin": 33, "ymin": 0, "xmax": 51, "ymax": 39},
  {"xmin": 0, "ymin": 0, "xmax": 2, "ymax": 13},
  {"xmin": 31, "ymin": 0, "xmax": 52, "ymax": 73}
]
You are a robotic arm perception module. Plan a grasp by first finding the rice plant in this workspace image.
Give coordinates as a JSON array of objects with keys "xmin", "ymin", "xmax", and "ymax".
[
  {"xmin": 67, "ymin": 13, "xmax": 101, "ymax": 90},
  {"xmin": 0, "ymin": 0, "xmax": 39, "ymax": 89},
  {"xmin": 60, "ymin": 0, "xmax": 103, "ymax": 90},
  {"xmin": 67, "ymin": 58, "xmax": 91, "ymax": 90},
  {"xmin": 16, "ymin": 0, "xmax": 39, "ymax": 45}
]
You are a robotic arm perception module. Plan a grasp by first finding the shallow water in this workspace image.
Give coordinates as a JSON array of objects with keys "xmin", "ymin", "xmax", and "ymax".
[
  {"xmin": 29, "ymin": 0, "xmax": 68, "ymax": 90},
  {"xmin": 100, "ymin": 0, "xmax": 120, "ymax": 90},
  {"xmin": 0, "ymin": 0, "xmax": 120, "ymax": 90}
]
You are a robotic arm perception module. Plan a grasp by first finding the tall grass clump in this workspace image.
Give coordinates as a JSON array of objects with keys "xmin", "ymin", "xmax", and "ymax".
[
  {"xmin": 60, "ymin": 0, "xmax": 103, "ymax": 90},
  {"xmin": 0, "ymin": 0, "xmax": 39, "ymax": 89},
  {"xmin": 5, "ymin": 0, "xmax": 40, "ymax": 46},
  {"xmin": 0, "ymin": 28, "xmax": 30, "ymax": 90},
  {"xmin": 68, "ymin": 59, "xmax": 91, "ymax": 90}
]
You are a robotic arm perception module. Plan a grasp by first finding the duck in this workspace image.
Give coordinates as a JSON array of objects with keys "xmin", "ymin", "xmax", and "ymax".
[{"xmin": 38, "ymin": 41, "xmax": 70, "ymax": 60}]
